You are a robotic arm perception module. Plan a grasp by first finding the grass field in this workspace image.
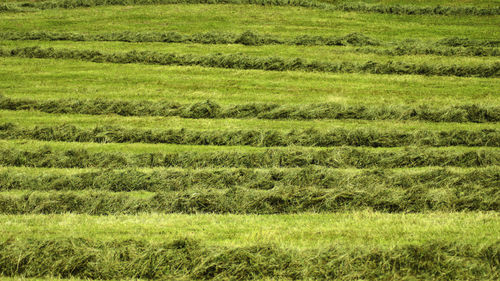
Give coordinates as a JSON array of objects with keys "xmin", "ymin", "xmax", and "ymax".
[{"xmin": 0, "ymin": 0, "xmax": 499, "ymax": 280}]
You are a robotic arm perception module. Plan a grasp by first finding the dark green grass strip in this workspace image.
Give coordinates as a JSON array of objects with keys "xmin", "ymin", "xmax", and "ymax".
[
  {"xmin": 1, "ymin": 166, "xmax": 498, "ymax": 192},
  {"xmin": 0, "ymin": 180, "xmax": 498, "ymax": 213},
  {"xmin": 8, "ymin": 0, "xmax": 500, "ymax": 16},
  {"xmin": 1, "ymin": 146, "xmax": 497, "ymax": 169},
  {"xmin": 0, "ymin": 31, "xmax": 379, "ymax": 46},
  {"xmin": 0, "ymin": 238, "xmax": 497, "ymax": 280},
  {"xmin": 1, "ymin": 47, "xmax": 498, "ymax": 77},
  {"xmin": 1, "ymin": 123, "xmax": 498, "ymax": 147},
  {"xmin": 2, "ymin": 97, "xmax": 499, "ymax": 122},
  {"xmin": 1, "ymin": 31, "xmax": 498, "ymax": 55}
]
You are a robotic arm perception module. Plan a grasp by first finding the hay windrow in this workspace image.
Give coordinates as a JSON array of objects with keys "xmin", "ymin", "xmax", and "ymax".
[
  {"xmin": 0, "ymin": 182, "xmax": 498, "ymax": 213},
  {"xmin": 0, "ymin": 238, "xmax": 498, "ymax": 280},
  {"xmin": 1, "ymin": 123, "xmax": 498, "ymax": 147},
  {"xmin": 2, "ymin": 46, "xmax": 498, "ymax": 77},
  {"xmin": 0, "ymin": 146, "xmax": 497, "ymax": 169},
  {"xmin": 1, "ymin": 166, "xmax": 498, "ymax": 192},
  {"xmin": 2, "ymin": 96, "xmax": 499, "ymax": 122},
  {"xmin": 7, "ymin": 0, "xmax": 500, "ymax": 16},
  {"xmin": 1, "ymin": 31, "xmax": 498, "ymax": 54}
]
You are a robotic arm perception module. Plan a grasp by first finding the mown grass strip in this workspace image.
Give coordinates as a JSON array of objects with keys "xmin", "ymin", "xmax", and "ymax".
[
  {"xmin": 0, "ymin": 237, "xmax": 498, "ymax": 280},
  {"xmin": 2, "ymin": 96, "xmax": 498, "ymax": 122},
  {"xmin": 1, "ymin": 5, "xmax": 497, "ymax": 43},
  {"xmin": 1, "ymin": 123, "xmax": 498, "ymax": 147},
  {"xmin": 2, "ymin": 57, "xmax": 497, "ymax": 107},
  {"xmin": 3, "ymin": 212, "xmax": 498, "ymax": 248},
  {"xmin": 1, "ymin": 46, "xmax": 498, "ymax": 77},
  {"xmin": 0, "ymin": 144, "xmax": 497, "ymax": 168},
  {"xmin": 1, "ymin": 166, "xmax": 497, "ymax": 192},
  {"xmin": 11, "ymin": 109, "xmax": 496, "ymax": 132},
  {"xmin": 0, "ymin": 179, "xmax": 498, "ymax": 213},
  {"xmin": 1, "ymin": 31, "xmax": 498, "ymax": 55},
  {"xmin": 8, "ymin": 0, "xmax": 500, "ymax": 15}
]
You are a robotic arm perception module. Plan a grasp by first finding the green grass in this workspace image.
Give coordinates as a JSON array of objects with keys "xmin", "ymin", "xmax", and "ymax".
[
  {"xmin": 0, "ymin": 165, "xmax": 494, "ymax": 174},
  {"xmin": 1, "ymin": 212, "xmax": 498, "ymax": 249},
  {"xmin": 1, "ymin": 165, "xmax": 497, "ymax": 194},
  {"xmin": 1, "ymin": 57, "xmax": 498, "ymax": 106},
  {"xmin": 0, "ymin": 5, "xmax": 498, "ymax": 41},
  {"xmin": 2, "ymin": 40, "xmax": 498, "ymax": 66},
  {"xmin": 0, "ymin": 1, "xmax": 499, "ymax": 280},
  {"xmin": 2, "ymin": 0, "xmax": 499, "ymax": 6},
  {"xmin": 3, "ymin": 139, "xmax": 497, "ymax": 153},
  {"xmin": 0, "ymin": 139, "xmax": 265, "ymax": 153},
  {"xmin": 322, "ymin": 0, "xmax": 500, "ymax": 6},
  {"xmin": 1, "ymin": 139, "xmax": 498, "ymax": 170},
  {"xmin": 2, "ymin": 110, "xmax": 499, "ymax": 131}
]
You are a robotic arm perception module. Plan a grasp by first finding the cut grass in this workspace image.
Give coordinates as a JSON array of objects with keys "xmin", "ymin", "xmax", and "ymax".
[
  {"xmin": 1, "ymin": 140, "xmax": 498, "ymax": 169},
  {"xmin": 2, "ymin": 96, "xmax": 499, "ymax": 122},
  {"xmin": 2, "ymin": 110, "xmax": 499, "ymax": 131},
  {"xmin": 2, "ymin": 46, "xmax": 498, "ymax": 78},
  {"xmin": 0, "ymin": 57, "xmax": 497, "ymax": 107},
  {"xmin": 0, "ymin": 5, "xmax": 498, "ymax": 41},
  {"xmin": 2, "ymin": 31, "xmax": 499, "ymax": 56},
  {"xmin": 2, "ymin": 40, "xmax": 498, "ymax": 66},
  {"xmin": 1, "ymin": 165, "xmax": 497, "ymax": 191},
  {"xmin": 0, "ymin": 182, "xmax": 496, "ymax": 213},
  {"xmin": 1, "ymin": 121, "xmax": 498, "ymax": 147},
  {"xmin": 2, "ymin": 138, "xmax": 497, "ymax": 154},
  {"xmin": 2, "ymin": 0, "xmax": 500, "ymax": 7},
  {"xmin": 1, "ymin": 212, "xmax": 498, "ymax": 248},
  {"xmin": 0, "ymin": 237, "xmax": 497, "ymax": 280},
  {"xmin": 0, "ymin": 1, "xmax": 498, "ymax": 280},
  {"xmin": 322, "ymin": 0, "xmax": 500, "ymax": 7}
]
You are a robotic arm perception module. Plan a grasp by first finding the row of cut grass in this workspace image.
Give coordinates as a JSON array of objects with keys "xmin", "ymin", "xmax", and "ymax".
[
  {"xmin": 2, "ymin": 0, "xmax": 500, "ymax": 17},
  {"xmin": 2, "ymin": 96, "xmax": 499, "ymax": 122},
  {"xmin": 0, "ymin": 235, "xmax": 497, "ymax": 280},
  {"xmin": 1, "ymin": 140, "xmax": 498, "ymax": 168},
  {"xmin": 0, "ymin": 185, "xmax": 497, "ymax": 213},
  {"xmin": 2, "ymin": 31, "xmax": 499, "ymax": 54},
  {"xmin": 3, "ymin": 0, "xmax": 499, "ymax": 6},
  {"xmin": 2, "ymin": 41, "xmax": 498, "ymax": 66},
  {"xmin": 2, "ymin": 110, "xmax": 499, "ymax": 130},
  {"xmin": 2, "ymin": 46, "xmax": 498, "ymax": 78},
  {"xmin": 1, "ymin": 165, "xmax": 497, "ymax": 191},
  {"xmin": 1, "ymin": 121, "xmax": 498, "ymax": 147}
]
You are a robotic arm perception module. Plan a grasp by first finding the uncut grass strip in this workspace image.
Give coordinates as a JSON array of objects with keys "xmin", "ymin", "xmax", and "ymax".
[
  {"xmin": 0, "ymin": 182, "xmax": 498, "ymax": 213},
  {"xmin": 1, "ymin": 123, "xmax": 498, "ymax": 147},
  {"xmin": 2, "ymin": 46, "xmax": 498, "ymax": 77},
  {"xmin": 2, "ymin": 97, "xmax": 499, "ymax": 122},
  {"xmin": 0, "ymin": 145, "xmax": 497, "ymax": 169},
  {"xmin": 11, "ymin": 0, "xmax": 500, "ymax": 16},
  {"xmin": 0, "ymin": 166, "xmax": 498, "ymax": 192},
  {"xmin": 0, "ymin": 238, "xmax": 498, "ymax": 281}
]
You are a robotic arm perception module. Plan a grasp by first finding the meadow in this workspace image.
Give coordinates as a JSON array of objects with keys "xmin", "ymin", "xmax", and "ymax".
[{"xmin": 0, "ymin": 0, "xmax": 499, "ymax": 280}]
